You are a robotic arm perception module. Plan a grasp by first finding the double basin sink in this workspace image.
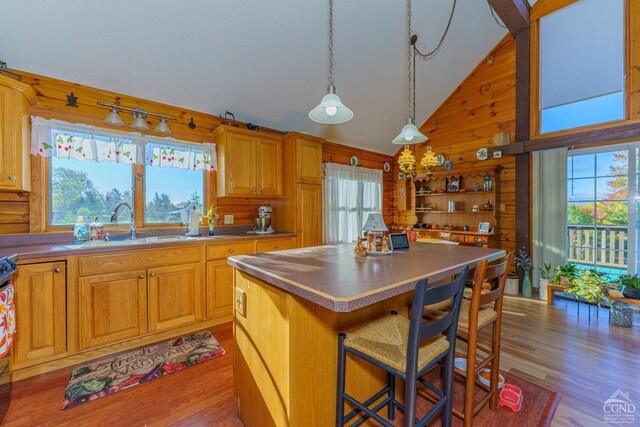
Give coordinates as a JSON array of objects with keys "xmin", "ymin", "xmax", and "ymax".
[{"xmin": 64, "ymin": 234, "xmax": 237, "ymax": 249}]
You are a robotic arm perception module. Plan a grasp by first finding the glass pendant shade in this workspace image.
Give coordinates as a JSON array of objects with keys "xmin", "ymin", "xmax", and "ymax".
[
  {"xmin": 309, "ymin": 85, "xmax": 354, "ymax": 124},
  {"xmin": 420, "ymin": 146, "xmax": 438, "ymax": 169},
  {"xmin": 154, "ymin": 117, "xmax": 172, "ymax": 135},
  {"xmin": 131, "ymin": 110, "xmax": 149, "ymax": 130},
  {"xmin": 104, "ymin": 107, "xmax": 125, "ymax": 127},
  {"xmin": 392, "ymin": 118, "xmax": 427, "ymax": 145}
]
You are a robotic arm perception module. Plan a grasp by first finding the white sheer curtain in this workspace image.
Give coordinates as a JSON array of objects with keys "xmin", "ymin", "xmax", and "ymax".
[
  {"xmin": 532, "ymin": 147, "xmax": 568, "ymax": 285},
  {"xmin": 323, "ymin": 163, "xmax": 383, "ymax": 244}
]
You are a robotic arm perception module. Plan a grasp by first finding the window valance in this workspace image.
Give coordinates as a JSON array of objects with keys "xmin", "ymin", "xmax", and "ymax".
[{"xmin": 30, "ymin": 117, "xmax": 217, "ymax": 171}]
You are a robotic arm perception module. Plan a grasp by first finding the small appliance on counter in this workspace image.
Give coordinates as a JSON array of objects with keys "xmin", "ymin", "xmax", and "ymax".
[{"xmin": 248, "ymin": 206, "xmax": 275, "ymax": 234}]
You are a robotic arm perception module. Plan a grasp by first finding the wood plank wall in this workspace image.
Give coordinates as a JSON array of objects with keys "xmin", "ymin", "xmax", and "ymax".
[
  {"xmin": 393, "ymin": 36, "xmax": 517, "ymax": 255},
  {"xmin": 322, "ymin": 141, "xmax": 395, "ymax": 227}
]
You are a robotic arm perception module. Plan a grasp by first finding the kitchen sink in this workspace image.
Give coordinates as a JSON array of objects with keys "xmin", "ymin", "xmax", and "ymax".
[{"xmin": 63, "ymin": 235, "xmax": 197, "ymax": 249}]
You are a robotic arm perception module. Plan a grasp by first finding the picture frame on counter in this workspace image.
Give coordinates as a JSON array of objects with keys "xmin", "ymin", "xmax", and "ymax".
[{"xmin": 478, "ymin": 222, "xmax": 491, "ymax": 233}]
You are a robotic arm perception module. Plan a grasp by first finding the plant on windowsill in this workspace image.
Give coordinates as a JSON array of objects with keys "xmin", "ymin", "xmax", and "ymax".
[
  {"xmin": 538, "ymin": 263, "xmax": 553, "ymax": 301},
  {"xmin": 202, "ymin": 205, "xmax": 220, "ymax": 237},
  {"xmin": 553, "ymin": 263, "xmax": 578, "ymax": 287},
  {"xmin": 618, "ymin": 274, "xmax": 640, "ymax": 300},
  {"xmin": 515, "ymin": 248, "xmax": 533, "ymax": 298},
  {"xmin": 565, "ymin": 270, "xmax": 610, "ymax": 307}
]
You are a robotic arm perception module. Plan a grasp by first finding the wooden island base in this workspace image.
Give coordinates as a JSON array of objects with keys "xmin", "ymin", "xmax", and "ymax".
[{"xmin": 233, "ymin": 269, "xmax": 413, "ymax": 426}]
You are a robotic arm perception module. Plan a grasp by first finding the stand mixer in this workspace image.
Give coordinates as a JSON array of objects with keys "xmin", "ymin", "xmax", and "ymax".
[{"xmin": 253, "ymin": 206, "xmax": 275, "ymax": 234}]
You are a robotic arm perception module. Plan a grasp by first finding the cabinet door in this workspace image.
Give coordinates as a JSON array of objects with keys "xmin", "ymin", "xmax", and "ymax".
[
  {"xmin": 13, "ymin": 262, "xmax": 66, "ymax": 367},
  {"xmin": 295, "ymin": 138, "xmax": 323, "ymax": 185},
  {"xmin": 297, "ymin": 184, "xmax": 323, "ymax": 247},
  {"xmin": 256, "ymin": 138, "xmax": 283, "ymax": 196},
  {"xmin": 0, "ymin": 85, "xmax": 21, "ymax": 191},
  {"xmin": 79, "ymin": 270, "xmax": 147, "ymax": 351},
  {"xmin": 226, "ymin": 133, "xmax": 257, "ymax": 196},
  {"xmin": 148, "ymin": 263, "xmax": 202, "ymax": 332},
  {"xmin": 206, "ymin": 260, "xmax": 234, "ymax": 319}
]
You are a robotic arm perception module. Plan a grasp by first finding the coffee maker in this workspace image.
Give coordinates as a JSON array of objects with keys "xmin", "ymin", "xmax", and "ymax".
[{"xmin": 254, "ymin": 206, "xmax": 274, "ymax": 234}]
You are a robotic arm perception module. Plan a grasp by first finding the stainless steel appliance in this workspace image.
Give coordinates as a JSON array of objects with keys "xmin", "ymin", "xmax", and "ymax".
[
  {"xmin": 254, "ymin": 206, "xmax": 274, "ymax": 234},
  {"xmin": 0, "ymin": 256, "xmax": 16, "ymax": 423}
]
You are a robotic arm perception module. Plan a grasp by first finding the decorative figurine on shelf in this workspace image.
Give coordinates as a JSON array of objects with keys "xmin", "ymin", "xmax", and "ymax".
[
  {"xmin": 354, "ymin": 237, "xmax": 368, "ymax": 257},
  {"xmin": 202, "ymin": 205, "xmax": 220, "ymax": 237},
  {"xmin": 483, "ymin": 173, "xmax": 493, "ymax": 191},
  {"xmin": 403, "ymin": 226, "xmax": 417, "ymax": 241},
  {"xmin": 382, "ymin": 236, "xmax": 391, "ymax": 252}
]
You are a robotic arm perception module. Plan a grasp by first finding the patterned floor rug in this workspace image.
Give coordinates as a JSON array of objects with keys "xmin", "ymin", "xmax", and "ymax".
[{"xmin": 61, "ymin": 330, "xmax": 225, "ymax": 410}]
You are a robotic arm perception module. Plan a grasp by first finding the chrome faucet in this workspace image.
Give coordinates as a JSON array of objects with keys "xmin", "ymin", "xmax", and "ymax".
[{"xmin": 110, "ymin": 202, "xmax": 136, "ymax": 240}]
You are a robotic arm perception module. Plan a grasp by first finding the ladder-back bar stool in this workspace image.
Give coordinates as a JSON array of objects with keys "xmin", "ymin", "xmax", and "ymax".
[{"xmin": 336, "ymin": 266, "xmax": 469, "ymax": 427}]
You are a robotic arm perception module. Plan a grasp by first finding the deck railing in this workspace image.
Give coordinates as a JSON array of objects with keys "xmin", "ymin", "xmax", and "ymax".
[{"xmin": 567, "ymin": 225, "xmax": 628, "ymax": 269}]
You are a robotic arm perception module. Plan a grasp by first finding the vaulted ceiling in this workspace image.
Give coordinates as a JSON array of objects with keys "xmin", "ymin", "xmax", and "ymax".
[{"xmin": 0, "ymin": 0, "xmax": 526, "ymax": 155}]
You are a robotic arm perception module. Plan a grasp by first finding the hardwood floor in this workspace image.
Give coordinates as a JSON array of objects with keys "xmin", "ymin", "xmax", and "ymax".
[{"xmin": 3, "ymin": 297, "xmax": 638, "ymax": 426}]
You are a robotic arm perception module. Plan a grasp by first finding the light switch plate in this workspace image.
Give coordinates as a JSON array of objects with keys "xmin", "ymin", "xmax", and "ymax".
[
  {"xmin": 224, "ymin": 214, "xmax": 234, "ymax": 224},
  {"xmin": 235, "ymin": 287, "xmax": 246, "ymax": 318}
]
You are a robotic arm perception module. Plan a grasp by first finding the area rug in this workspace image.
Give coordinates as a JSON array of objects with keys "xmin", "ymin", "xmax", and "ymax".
[
  {"xmin": 393, "ymin": 370, "xmax": 561, "ymax": 426},
  {"xmin": 61, "ymin": 330, "xmax": 225, "ymax": 410}
]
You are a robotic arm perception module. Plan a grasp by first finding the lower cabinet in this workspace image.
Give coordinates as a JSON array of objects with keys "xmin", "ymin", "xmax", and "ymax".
[
  {"xmin": 148, "ymin": 263, "xmax": 202, "ymax": 332},
  {"xmin": 79, "ymin": 270, "xmax": 148, "ymax": 351},
  {"xmin": 13, "ymin": 261, "xmax": 67, "ymax": 368},
  {"xmin": 206, "ymin": 260, "xmax": 234, "ymax": 319}
]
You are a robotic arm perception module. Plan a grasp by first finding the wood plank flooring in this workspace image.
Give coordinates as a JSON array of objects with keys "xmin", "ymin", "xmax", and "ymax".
[{"xmin": 3, "ymin": 297, "xmax": 639, "ymax": 426}]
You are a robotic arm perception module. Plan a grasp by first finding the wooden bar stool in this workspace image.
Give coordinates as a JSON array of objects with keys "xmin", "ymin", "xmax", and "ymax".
[
  {"xmin": 424, "ymin": 253, "xmax": 513, "ymax": 427},
  {"xmin": 336, "ymin": 266, "xmax": 469, "ymax": 427}
]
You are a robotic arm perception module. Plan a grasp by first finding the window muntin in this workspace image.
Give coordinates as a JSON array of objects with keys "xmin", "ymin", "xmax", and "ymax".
[{"xmin": 144, "ymin": 166, "xmax": 204, "ymax": 224}]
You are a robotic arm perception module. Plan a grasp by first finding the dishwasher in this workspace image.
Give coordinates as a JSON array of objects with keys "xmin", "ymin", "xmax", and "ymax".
[{"xmin": 0, "ymin": 257, "xmax": 17, "ymax": 422}]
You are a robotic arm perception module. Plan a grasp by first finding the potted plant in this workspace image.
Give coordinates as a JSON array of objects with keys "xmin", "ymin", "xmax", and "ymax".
[
  {"xmin": 566, "ymin": 270, "xmax": 610, "ymax": 307},
  {"xmin": 538, "ymin": 263, "xmax": 552, "ymax": 301},
  {"xmin": 619, "ymin": 274, "xmax": 640, "ymax": 299},
  {"xmin": 553, "ymin": 263, "xmax": 577, "ymax": 287},
  {"xmin": 202, "ymin": 205, "xmax": 220, "ymax": 237},
  {"xmin": 515, "ymin": 248, "xmax": 533, "ymax": 298}
]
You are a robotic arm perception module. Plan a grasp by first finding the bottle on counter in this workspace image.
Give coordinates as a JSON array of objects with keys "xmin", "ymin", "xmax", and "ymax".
[
  {"xmin": 73, "ymin": 216, "xmax": 88, "ymax": 245},
  {"xmin": 89, "ymin": 218, "xmax": 98, "ymax": 241},
  {"xmin": 95, "ymin": 218, "xmax": 104, "ymax": 240}
]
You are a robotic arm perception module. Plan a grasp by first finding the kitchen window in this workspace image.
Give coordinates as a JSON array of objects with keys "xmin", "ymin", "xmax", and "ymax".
[
  {"xmin": 323, "ymin": 163, "xmax": 383, "ymax": 244},
  {"xmin": 31, "ymin": 117, "xmax": 216, "ymax": 228}
]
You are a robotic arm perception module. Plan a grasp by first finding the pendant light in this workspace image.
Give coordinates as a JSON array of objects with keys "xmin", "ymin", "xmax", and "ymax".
[
  {"xmin": 104, "ymin": 106, "xmax": 125, "ymax": 127},
  {"xmin": 309, "ymin": 0, "xmax": 353, "ymax": 124},
  {"xmin": 154, "ymin": 117, "xmax": 172, "ymax": 135},
  {"xmin": 131, "ymin": 108, "xmax": 149, "ymax": 130},
  {"xmin": 392, "ymin": 0, "xmax": 427, "ymax": 146}
]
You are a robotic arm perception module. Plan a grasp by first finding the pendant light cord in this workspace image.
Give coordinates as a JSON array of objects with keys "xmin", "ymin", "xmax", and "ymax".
[
  {"xmin": 487, "ymin": 0, "xmax": 507, "ymax": 29},
  {"xmin": 413, "ymin": 0, "xmax": 457, "ymax": 60},
  {"xmin": 328, "ymin": 0, "xmax": 334, "ymax": 86}
]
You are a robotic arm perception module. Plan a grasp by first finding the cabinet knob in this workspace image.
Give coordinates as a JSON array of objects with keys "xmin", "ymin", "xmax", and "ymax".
[
  {"xmin": 54, "ymin": 267, "xmax": 61, "ymax": 273},
  {"xmin": 252, "ymin": 187, "xmax": 256, "ymax": 193},
  {"xmin": 139, "ymin": 274, "xmax": 145, "ymax": 279},
  {"xmin": 150, "ymin": 272, "xmax": 156, "ymax": 277},
  {"xmin": 229, "ymin": 249, "xmax": 234, "ymax": 253},
  {"xmin": 274, "ymin": 245, "xmax": 279, "ymax": 249},
  {"xmin": 258, "ymin": 188, "xmax": 263, "ymax": 193},
  {"xmin": 297, "ymin": 230, "xmax": 303, "ymax": 233},
  {"xmin": 8, "ymin": 175, "xmax": 16, "ymax": 181}
]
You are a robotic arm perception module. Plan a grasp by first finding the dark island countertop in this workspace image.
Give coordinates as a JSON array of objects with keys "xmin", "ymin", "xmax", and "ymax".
[{"xmin": 228, "ymin": 243, "xmax": 505, "ymax": 312}]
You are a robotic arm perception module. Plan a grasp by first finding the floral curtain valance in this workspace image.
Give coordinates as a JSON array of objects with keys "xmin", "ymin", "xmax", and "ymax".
[{"xmin": 30, "ymin": 117, "xmax": 217, "ymax": 171}]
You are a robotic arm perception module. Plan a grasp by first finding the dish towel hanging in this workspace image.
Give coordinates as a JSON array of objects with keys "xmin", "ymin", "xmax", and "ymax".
[{"xmin": 0, "ymin": 283, "xmax": 15, "ymax": 358}]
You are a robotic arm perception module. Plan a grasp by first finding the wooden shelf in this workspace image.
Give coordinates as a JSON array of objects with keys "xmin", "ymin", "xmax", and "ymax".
[{"xmin": 415, "ymin": 191, "xmax": 494, "ymax": 196}]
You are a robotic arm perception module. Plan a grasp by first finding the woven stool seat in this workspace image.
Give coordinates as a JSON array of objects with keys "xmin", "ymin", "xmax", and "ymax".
[
  {"xmin": 344, "ymin": 314, "xmax": 450, "ymax": 372},
  {"xmin": 424, "ymin": 299, "xmax": 497, "ymax": 334}
]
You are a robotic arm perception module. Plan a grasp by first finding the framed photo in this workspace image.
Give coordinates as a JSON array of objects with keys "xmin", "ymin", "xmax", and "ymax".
[
  {"xmin": 478, "ymin": 222, "xmax": 491, "ymax": 233},
  {"xmin": 446, "ymin": 176, "xmax": 462, "ymax": 193}
]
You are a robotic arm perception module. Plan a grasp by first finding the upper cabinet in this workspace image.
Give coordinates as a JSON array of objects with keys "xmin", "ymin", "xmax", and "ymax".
[
  {"xmin": 214, "ymin": 126, "xmax": 283, "ymax": 198},
  {"xmin": 294, "ymin": 136, "xmax": 323, "ymax": 185},
  {"xmin": 0, "ymin": 75, "xmax": 37, "ymax": 192}
]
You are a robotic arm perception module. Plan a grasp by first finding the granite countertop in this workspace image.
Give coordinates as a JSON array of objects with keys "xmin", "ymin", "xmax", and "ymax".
[
  {"xmin": 0, "ymin": 233, "xmax": 296, "ymax": 262},
  {"xmin": 228, "ymin": 243, "xmax": 505, "ymax": 312}
]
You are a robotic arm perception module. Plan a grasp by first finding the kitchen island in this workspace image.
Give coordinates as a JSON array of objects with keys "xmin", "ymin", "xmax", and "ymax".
[{"xmin": 228, "ymin": 243, "xmax": 505, "ymax": 426}]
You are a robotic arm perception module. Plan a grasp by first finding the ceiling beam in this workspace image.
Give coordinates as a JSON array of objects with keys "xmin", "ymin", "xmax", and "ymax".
[
  {"xmin": 525, "ymin": 121, "xmax": 640, "ymax": 152},
  {"xmin": 488, "ymin": 0, "xmax": 531, "ymax": 34}
]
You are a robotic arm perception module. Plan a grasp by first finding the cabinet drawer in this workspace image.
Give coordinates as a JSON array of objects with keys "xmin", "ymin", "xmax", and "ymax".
[
  {"xmin": 79, "ymin": 245, "xmax": 201, "ymax": 276},
  {"xmin": 448, "ymin": 234, "xmax": 463, "ymax": 243},
  {"xmin": 207, "ymin": 241, "xmax": 255, "ymax": 260},
  {"xmin": 466, "ymin": 235, "xmax": 488, "ymax": 245},
  {"xmin": 256, "ymin": 238, "xmax": 295, "ymax": 253}
]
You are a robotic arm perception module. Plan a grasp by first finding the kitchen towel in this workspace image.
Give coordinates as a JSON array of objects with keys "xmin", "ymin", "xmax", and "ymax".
[{"xmin": 0, "ymin": 283, "xmax": 15, "ymax": 358}]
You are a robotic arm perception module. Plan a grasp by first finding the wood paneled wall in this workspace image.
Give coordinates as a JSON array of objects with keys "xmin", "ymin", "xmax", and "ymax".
[
  {"xmin": 322, "ymin": 142, "xmax": 395, "ymax": 226},
  {"xmin": 393, "ymin": 36, "xmax": 517, "ymax": 255},
  {"xmin": 1, "ymin": 70, "xmax": 282, "ymax": 232}
]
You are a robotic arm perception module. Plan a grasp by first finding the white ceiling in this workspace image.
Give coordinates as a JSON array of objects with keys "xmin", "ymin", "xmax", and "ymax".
[{"xmin": 0, "ymin": 0, "xmax": 511, "ymax": 155}]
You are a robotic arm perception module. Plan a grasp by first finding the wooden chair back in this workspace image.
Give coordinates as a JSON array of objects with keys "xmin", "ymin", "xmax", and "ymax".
[{"xmin": 467, "ymin": 252, "xmax": 514, "ymax": 323}]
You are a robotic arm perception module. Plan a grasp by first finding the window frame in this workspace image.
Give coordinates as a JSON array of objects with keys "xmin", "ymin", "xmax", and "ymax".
[
  {"xmin": 41, "ymin": 130, "xmax": 213, "ymax": 231},
  {"xmin": 530, "ymin": 0, "xmax": 634, "ymax": 140}
]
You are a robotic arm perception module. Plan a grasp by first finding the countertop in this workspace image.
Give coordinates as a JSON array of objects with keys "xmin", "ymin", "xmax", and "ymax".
[
  {"xmin": 228, "ymin": 243, "xmax": 505, "ymax": 312},
  {"xmin": 0, "ymin": 233, "xmax": 296, "ymax": 262}
]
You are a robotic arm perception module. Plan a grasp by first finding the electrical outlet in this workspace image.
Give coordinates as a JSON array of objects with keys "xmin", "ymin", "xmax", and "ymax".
[
  {"xmin": 224, "ymin": 214, "xmax": 234, "ymax": 224},
  {"xmin": 235, "ymin": 288, "xmax": 246, "ymax": 317},
  {"xmin": 499, "ymin": 203, "xmax": 506, "ymax": 212}
]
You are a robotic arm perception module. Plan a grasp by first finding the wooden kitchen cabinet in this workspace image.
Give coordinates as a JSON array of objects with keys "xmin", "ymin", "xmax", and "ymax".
[
  {"xmin": 13, "ymin": 261, "xmax": 67, "ymax": 368},
  {"xmin": 214, "ymin": 125, "xmax": 283, "ymax": 197},
  {"xmin": 148, "ymin": 263, "xmax": 202, "ymax": 332},
  {"xmin": 206, "ymin": 259, "xmax": 234, "ymax": 319},
  {"xmin": 255, "ymin": 237, "xmax": 296, "ymax": 253},
  {"xmin": 0, "ymin": 74, "xmax": 37, "ymax": 192},
  {"xmin": 296, "ymin": 184, "xmax": 323, "ymax": 247},
  {"xmin": 79, "ymin": 270, "xmax": 148, "ymax": 351},
  {"xmin": 294, "ymin": 135, "xmax": 324, "ymax": 185}
]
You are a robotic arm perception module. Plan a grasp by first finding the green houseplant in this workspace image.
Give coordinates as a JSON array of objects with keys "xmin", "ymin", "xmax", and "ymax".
[
  {"xmin": 553, "ymin": 263, "xmax": 578, "ymax": 287},
  {"xmin": 566, "ymin": 270, "xmax": 610, "ymax": 307},
  {"xmin": 515, "ymin": 248, "xmax": 533, "ymax": 298},
  {"xmin": 619, "ymin": 274, "xmax": 640, "ymax": 299},
  {"xmin": 538, "ymin": 263, "xmax": 553, "ymax": 301}
]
